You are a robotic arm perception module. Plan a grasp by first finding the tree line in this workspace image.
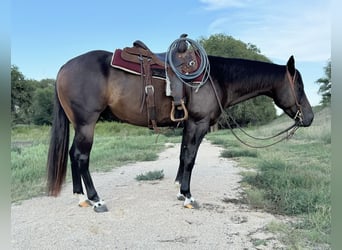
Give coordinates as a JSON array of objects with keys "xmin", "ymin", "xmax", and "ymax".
[
  {"xmin": 11, "ymin": 66, "xmax": 54, "ymax": 125},
  {"xmin": 11, "ymin": 34, "xmax": 331, "ymax": 127}
]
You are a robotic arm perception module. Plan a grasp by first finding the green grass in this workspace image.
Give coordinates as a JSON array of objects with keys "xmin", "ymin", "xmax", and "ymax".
[
  {"xmin": 221, "ymin": 148, "xmax": 258, "ymax": 158},
  {"xmin": 11, "ymin": 107, "xmax": 331, "ymax": 248},
  {"xmin": 11, "ymin": 122, "xmax": 181, "ymax": 203},
  {"xmin": 135, "ymin": 170, "xmax": 165, "ymax": 181},
  {"xmin": 206, "ymin": 106, "xmax": 331, "ymax": 249},
  {"xmin": 11, "ymin": 143, "xmax": 49, "ymax": 201}
]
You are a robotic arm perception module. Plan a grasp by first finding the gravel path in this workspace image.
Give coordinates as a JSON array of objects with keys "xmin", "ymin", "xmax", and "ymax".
[{"xmin": 11, "ymin": 140, "xmax": 285, "ymax": 249}]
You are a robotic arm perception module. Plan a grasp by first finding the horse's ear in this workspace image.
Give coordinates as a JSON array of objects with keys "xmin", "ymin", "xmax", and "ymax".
[{"xmin": 286, "ymin": 55, "xmax": 296, "ymax": 76}]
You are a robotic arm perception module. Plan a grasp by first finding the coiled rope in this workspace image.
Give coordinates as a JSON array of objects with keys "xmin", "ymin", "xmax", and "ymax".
[{"xmin": 166, "ymin": 35, "xmax": 210, "ymax": 89}]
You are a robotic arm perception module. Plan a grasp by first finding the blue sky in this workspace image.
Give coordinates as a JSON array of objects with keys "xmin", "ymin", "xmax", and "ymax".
[{"xmin": 11, "ymin": 0, "xmax": 331, "ymax": 106}]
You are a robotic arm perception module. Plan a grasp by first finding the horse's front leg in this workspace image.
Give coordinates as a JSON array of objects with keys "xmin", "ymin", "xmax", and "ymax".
[
  {"xmin": 175, "ymin": 129, "xmax": 186, "ymax": 185},
  {"xmin": 176, "ymin": 119, "xmax": 209, "ymax": 208}
]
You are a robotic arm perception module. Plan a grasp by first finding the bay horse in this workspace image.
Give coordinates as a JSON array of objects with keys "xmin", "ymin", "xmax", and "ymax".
[{"xmin": 47, "ymin": 44, "xmax": 314, "ymax": 212}]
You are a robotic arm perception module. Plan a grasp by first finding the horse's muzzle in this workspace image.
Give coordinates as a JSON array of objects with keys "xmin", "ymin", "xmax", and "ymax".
[
  {"xmin": 299, "ymin": 112, "xmax": 314, "ymax": 127},
  {"xmin": 295, "ymin": 107, "xmax": 314, "ymax": 127}
]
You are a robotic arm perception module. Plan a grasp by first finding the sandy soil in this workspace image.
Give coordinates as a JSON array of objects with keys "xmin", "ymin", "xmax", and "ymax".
[{"xmin": 11, "ymin": 140, "xmax": 286, "ymax": 249}]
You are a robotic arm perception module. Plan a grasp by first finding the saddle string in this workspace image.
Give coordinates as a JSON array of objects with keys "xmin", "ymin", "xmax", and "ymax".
[
  {"xmin": 208, "ymin": 74, "xmax": 300, "ymax": 148},
  {"xmin": 139, "ymin": 55, "xmax": 146, "ymax": 113}
]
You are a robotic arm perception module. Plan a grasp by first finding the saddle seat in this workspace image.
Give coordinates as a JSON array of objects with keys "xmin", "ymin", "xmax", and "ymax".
[{"xmin": 121, "ymin": 40, "xmax": 166, "ymax": 67}]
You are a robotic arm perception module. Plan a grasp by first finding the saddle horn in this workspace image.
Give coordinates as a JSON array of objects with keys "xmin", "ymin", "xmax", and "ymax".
[{"xmin": 177, "ymin": 34, "xmax": 188, "ymax": 53}]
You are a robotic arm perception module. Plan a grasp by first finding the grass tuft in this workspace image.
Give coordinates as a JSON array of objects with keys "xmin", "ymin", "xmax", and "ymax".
[
  {"xmin": 221, "ymin": 148, "xmax": 257, "ymax": 158},
  {"xmin": 135, "ymin": 170, "xmax": 164, "ymax": 181}
]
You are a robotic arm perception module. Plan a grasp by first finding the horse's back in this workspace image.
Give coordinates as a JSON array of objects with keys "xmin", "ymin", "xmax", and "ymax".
[{"xmin": 58, "ymin": 50, "xmax": 112, "ymax": 77}]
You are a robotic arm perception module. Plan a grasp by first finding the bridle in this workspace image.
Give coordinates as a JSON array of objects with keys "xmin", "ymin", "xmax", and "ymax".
[
  {"xmin": 286, "ymin": 69, "xmax": 304, "ymax": 126},
  {"xmin": 208, "ymin": 67, "xmax": 304, "ymax": 148}
]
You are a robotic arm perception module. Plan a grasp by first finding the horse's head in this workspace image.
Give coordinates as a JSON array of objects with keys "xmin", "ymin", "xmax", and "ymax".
[{"xmin": 274, "ymin": 56, "xmax": 314, "ymax": 127}]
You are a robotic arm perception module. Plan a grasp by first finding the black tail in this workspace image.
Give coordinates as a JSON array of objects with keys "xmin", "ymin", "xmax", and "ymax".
[{"xmin": 47, "ymin": 86, "xmax": 70, "ymax": 196}]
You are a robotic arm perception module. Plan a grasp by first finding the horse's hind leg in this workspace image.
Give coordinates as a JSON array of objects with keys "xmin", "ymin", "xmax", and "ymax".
[{"xmin": 69, "ymin": 123, "xmax": 108, "ymax": 212}]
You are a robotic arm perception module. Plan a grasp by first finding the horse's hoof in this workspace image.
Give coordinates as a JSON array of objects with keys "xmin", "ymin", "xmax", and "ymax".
[
  {"xmin": 184, "ymin": 201, "xmax": 200, "ymax": 209},
  {"xmin": 177, "ymin": 192, "xmax": 185, "ymax": 201},
  {"xmin": 76, "ymin": 194, "xmax": 91, "ymax": 207},
  {"xmin": 93, "ymin": 204, "xmax": 108, "ymax": 213},
  {"xmin": 183, "ymin": 197, "xmax": 199, "ymax": 209},
  {"xmin": 184, "ymin": 203, "xmax": 195, "ymax": 209},
  {"xmin": 78, "ymin": 200, "xmax": 91, "ymax": 208},
  {"xmin": 94, "ymin": 205, "xmax": 108, "ymax": 213},
  {"xmin": 93, "ymin": 200, "xmax": 108, "ymax": 213}
]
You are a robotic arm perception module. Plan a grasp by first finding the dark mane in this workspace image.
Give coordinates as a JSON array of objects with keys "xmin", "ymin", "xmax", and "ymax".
[{"xmin": 208, "ymin": 55, "xmax": 286, "ymax": 90}]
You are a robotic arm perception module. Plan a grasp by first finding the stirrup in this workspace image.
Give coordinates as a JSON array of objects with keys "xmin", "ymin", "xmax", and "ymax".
[{"xmin": 170, "ymin": 99, "xmax": 188, "ymax": 122}]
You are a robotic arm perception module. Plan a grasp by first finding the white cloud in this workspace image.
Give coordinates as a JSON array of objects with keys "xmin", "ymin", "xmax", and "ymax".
[
  {"xmin": 199, "ymin": 0, "xmax": 252, "ymax": 10},
  {"xmin": 204, "ymin": 1, "xmax": 331, "ymax": 62}
]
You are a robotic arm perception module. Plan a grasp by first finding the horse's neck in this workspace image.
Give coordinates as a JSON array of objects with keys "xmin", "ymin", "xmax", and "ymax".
[
  {"xmin": 225, "ymin": 77, "xmax": 274, "ymax": 107},
  {"xmin": 208, "ymin": 56, "xmax": 283, "ymax": 108}
]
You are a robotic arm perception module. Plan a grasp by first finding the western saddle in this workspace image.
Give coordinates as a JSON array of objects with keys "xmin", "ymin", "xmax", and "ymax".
[{"xmin": 120, "ymin": 36, "xmax": 190, "ymax": 130}]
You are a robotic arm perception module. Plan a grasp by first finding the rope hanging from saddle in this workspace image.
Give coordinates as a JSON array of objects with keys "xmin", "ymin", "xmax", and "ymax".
[
  {"xmin": 165, "ymin": 34, "xmax": 210, "ymax": 122},
  {"xmin": 166, "ymin": 34, "xmax": 210, "ymax": 91}
]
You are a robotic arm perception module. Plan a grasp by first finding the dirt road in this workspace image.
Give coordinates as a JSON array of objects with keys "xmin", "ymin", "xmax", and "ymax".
[{"xmin": 11, "ymin": 140, "xmax": 285, "ymax": 249}]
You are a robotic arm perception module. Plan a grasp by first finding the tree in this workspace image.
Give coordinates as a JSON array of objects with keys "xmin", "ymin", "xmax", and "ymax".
[
  {"xmin": 11, "ymin": 65, "xmax": 55, "ymax": 125},
  {"xmin": 11, "ymin": 65, "xmax": 35, "ymax": 125},
  {"xmin": 199, "ymin": 33, "xmax": 270, "ymax": 62},
  {"xmin": 225, "ymin": 96, "xmax": 277, "ymax": 127},
  {"xmin": 198, "ymin": 34, "xmax": 277, "ymax": 127},
  {"xmin": 316, "ymin": 60, "xmax": 331, "ymax": 106},
  {"xmin": 31, "ymin": 86, "xmax": 54, "ymax": 125}
]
